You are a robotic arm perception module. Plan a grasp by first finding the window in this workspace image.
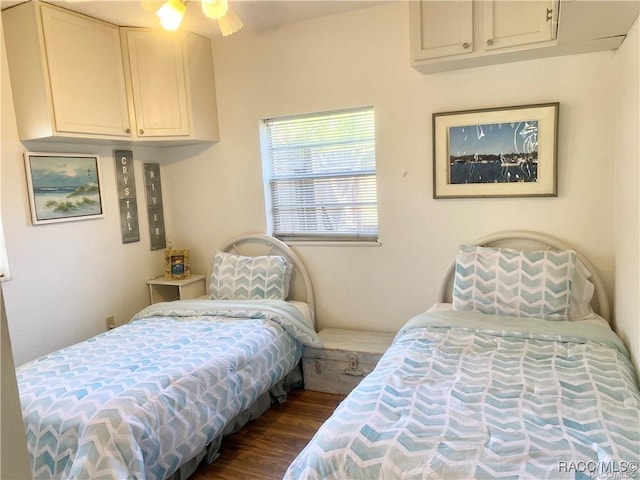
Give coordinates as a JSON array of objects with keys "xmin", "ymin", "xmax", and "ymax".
[{"xmin": 261, "ymin": 106, "xmax": 378, "ymax": 242}]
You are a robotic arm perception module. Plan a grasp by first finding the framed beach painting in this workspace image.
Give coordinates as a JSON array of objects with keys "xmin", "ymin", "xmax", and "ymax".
[
  {"xmin": 24, "ymin": 152, "xmax": 105, "ymax": 225},
  {"xmin": 433, "ymin": 103, "xmax": 559, "ymax": 198}
]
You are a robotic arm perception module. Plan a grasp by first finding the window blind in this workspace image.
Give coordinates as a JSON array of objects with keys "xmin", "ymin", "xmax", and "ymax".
[{"xmin": 263, "ymin": 107, "xmax": 378, "ymax": 242}]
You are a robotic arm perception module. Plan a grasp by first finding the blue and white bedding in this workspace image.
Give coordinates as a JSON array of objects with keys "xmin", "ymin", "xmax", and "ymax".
[
  {"xmin": 286, "ymin": 309, "xmax": 640, "ymax": 479},
  {"xmin": 17, "ymin": 299, "xmax": 320, "ymax": 480}
]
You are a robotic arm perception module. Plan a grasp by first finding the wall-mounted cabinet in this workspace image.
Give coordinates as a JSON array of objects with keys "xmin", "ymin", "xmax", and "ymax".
[
  {"xmin": 3, "ymin": 1, "xmax": 131, "ymax": 141},
  {"xmin": 2, "ymin": 1, "xmax": 219, "ymax": 145},
  {"xmin": 122, "ymin": 28, "xmax": 191, "ymax": 140},
  {"xmin": 411, "ymin": 1, "xmax": 557, "ymax": 63},
  {"xmin": 482, "ymin": 1, "xmax": 557, "ymax": 52},
  {"xmin": 409, "ymin": 1, "xmax": 474, "ymax": 62},
  {"xmin": 120, "ymin": 28, "xmax": 219, "ymax": 143},
  {"xmin": 410, "ymin": 0, "xmax": 639, "ymax": 74}
]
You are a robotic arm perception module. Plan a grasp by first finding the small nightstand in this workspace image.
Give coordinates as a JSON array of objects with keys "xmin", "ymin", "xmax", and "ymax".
[
  {"xmin": 147, "ymin": 274, "xmax": 207, "ymax": 304},
  {"xmin": 302, "ymin": 328, "xmax": 396, "ymax": 395}
]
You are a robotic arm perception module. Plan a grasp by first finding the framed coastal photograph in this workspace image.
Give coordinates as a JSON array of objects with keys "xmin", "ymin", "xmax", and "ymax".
[
  {"xmin": 24, "ymin": 152, "xmax": 105, "ymax": 225},
  {"xmin": 433, "ymin": 103, "xmax": 559, "ymax": 198},
  {"xmin": 164, "ymin": 249, "xmax": 191, "ymax": 280}
]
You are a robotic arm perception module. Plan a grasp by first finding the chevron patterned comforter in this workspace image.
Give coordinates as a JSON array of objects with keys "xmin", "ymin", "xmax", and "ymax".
[
  {"xmin": 285, "ymin": 309, "xmax": 640, "ymax": 480},
  {"xmin": 17, "ymin": 299, "xmax": 320, "ymax": 480}
]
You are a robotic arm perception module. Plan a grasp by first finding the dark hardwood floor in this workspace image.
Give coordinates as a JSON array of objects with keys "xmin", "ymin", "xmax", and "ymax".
[{"xmin": 190, "ymin": 389, "xmax": 345, "ymax": 480}]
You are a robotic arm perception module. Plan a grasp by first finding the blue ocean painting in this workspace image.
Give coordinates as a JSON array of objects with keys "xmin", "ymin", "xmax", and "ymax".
[
  {"xmin": 449, "ymin": 120, "xmax": 539, "ymax": 184},
  {"xmin": 29, "ymin": 155, "xmax": 103, "ymax": 221}
]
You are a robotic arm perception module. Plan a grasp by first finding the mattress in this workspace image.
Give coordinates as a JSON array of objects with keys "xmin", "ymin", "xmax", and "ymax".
[
  {"xmin": 18, "ymin": 299, "xmax": 320, "ymax": 479},
  {"xmin": 285, "ymin": 308, "xmax": 640, "ymax": 479}
]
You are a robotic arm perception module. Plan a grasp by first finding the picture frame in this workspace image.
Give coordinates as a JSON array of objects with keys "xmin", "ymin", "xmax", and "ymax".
[
  {"xmin": 24, "ymin": 152, "xmax": 105, "ymax": 225},
  {"xmin": 164, "ymin": 249, "xmax": 191, "ymax": 280},
  {"xmin": 433, "ymin": 102, "xmax": 559, "ymax": 199}
]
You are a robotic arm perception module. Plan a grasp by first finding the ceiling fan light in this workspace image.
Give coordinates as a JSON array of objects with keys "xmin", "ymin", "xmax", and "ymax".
[
  {"xmin": 201, "ymin": 0, "xmax": 228, "ymax": 20},
  {"xmin": 156, "ymin": 0, "xmax": 185, "ymax": 31},
  {"xmin": 218, "ymin": 9, "xmax": 243, "ymax": 36}
]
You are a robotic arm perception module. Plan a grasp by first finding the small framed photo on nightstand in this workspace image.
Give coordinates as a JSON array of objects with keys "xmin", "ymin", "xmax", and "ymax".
[{"xmin": 164, "ymin": 249, "xmax": 191, "ymax": 280}]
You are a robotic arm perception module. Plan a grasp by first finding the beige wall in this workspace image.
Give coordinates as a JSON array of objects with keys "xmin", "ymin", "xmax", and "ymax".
[
  {"xmin": 162, "ymin": 2, "xmax": 632, "ymax": 352},
  {"xmin": 613, "ymin": 17, "xmax": 640, "ymax": 370}
]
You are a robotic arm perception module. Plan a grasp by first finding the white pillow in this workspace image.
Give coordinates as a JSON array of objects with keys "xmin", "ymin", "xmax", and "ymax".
[
  {"xmin": 452, "ymin": 245, "xmax": 577, "ymax": 321},
  {"xmin": 569, "ymin": 258, "xmax": 596, "ymax": 320}
]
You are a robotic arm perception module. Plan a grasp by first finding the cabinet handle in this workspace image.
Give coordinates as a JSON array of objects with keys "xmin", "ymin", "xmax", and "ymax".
[
  {"xmin": 546, "ymin": 8, "xmax": 553, "ymax": 22},
  {"xmin": 139, "ymin": 129, "xmax": 145, "ymax": 135},
  {"xmin": 125, "ymin": 127, "xmax": 131, "ymax": 134},
  {"xmin": 462, "ymin": 42, "xmax": 470, "ymax": 49},
  {"xmin": 486, "ymin": 38, "xmax": 494, "ymax": 46}
]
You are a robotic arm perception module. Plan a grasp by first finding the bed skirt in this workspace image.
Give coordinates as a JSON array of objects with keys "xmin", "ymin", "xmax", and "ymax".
[{"xmin": 168, "ymin": 364, "xmax": 303, "ymax": 480}]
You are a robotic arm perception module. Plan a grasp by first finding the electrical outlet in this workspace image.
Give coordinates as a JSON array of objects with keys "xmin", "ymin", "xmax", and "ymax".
[{"xmin": 105, "ymin": 316, "xmax": 116, "ymax": 330}]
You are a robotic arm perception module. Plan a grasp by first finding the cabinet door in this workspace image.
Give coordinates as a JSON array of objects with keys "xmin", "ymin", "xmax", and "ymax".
[
  {"xmin": 410, "ymin": 1, "xmax": 473, "ymax": 61},
  {"xmin": 40, "ymin": 4, "xmax": 131, "ymax": 137},
  {"xmin": 123, "ymin": 30, "xmax": 190, "ymax": 138},
  {"xmin": 483, "ymin": 0, "xmax": 557, "ymax": 51}
]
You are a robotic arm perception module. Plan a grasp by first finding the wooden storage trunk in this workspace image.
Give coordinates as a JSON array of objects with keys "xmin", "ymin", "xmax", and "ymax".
[{"xmin": 303, "ymin": 328, "xmax": 396, "ymax": 395}]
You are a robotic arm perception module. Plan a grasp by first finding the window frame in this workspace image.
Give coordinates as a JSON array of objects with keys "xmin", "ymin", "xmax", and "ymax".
[{"xmin": 260, "ymin": 106, "xmax": 379, "ymax": 243}]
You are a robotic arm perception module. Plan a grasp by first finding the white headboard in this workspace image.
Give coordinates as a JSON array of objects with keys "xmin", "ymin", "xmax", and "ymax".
[
  {"xmin": 438, "ymin": 230, "xmax": 610, "ymax": 322},
  {"xmin": 216, "ymin": 233, "xmax": 315, "ymax": 324}
]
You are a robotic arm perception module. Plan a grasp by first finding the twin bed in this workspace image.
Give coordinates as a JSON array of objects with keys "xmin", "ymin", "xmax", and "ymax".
[
  {"xmin": 16, "ymin": 234, "xmax": 321, "ymax": 479},
  {"xmin": 285, "ymin": 231, "xmax": 640, "ymax": 479},
  {"xmin": 16, "ymin": 231, "xmax": 640, "ymax": 479}
]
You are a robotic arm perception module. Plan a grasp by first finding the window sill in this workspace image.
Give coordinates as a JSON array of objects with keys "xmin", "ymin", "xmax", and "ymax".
[{"xmin": 285, "ymin": 240, "xmax": 382, "ymax": 247}]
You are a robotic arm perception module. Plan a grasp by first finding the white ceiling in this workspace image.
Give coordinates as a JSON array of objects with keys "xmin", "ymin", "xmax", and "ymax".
[{"xmin": 1, "ymin": 0, "xmax": 387, "ymax": 38}]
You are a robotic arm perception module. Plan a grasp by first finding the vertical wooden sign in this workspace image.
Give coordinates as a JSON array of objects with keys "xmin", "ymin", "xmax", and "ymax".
[
  {"xmin": 143, "ymin": 163, "xmax": 166, "ymax": 251},
  {"xmin": 113, "ymin": 150, "xmax": 140, "ymax": 243}
]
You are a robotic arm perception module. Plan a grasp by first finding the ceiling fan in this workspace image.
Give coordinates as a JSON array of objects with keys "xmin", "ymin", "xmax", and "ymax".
[{"xmin": 156, "ymin": 0, "xmax": 243, "ymax": 36}]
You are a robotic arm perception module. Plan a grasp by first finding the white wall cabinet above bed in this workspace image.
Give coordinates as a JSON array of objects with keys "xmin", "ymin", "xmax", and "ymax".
[
  {"xmin": 410, "ymin": 1, "xmax": 557, "ymax": 63},
  {"xmin": 120, "ymin": 28, "xmax": 219, "ymax": 144},
  {"xmin": 2, "ymin": 1, "xmax": 219, "ymax": 145},
  {"xmin": 409, "ymin": 1, "xmax": 475, "ymax": 62},
  {"xmin": 410, "ymin": 0, "xmax": 639, "ymax": 74},
  {"xmin": 2, "ymin": 1, "xmax": 131, "ymax": 141}
]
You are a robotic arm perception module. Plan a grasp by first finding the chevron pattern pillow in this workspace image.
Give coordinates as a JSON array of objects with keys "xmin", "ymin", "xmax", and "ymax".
[
  {"xmin": 209, "ymin": 251, "xmax": 289, "ymax": 300},
  {"xmin": 452, "ymin": 245, "xmax": 576, "ymax": 321}
]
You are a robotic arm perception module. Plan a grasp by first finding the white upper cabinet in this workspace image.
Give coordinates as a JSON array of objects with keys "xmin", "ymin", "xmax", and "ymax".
[
  {"xmin": 410, "ymin": 1, "xmax": 473, "ymax": 61},
  {"xmin": 121, "ymin": 29, "xmax": 191, "ymax": 139},
  {"xmin": 410, "ymin": 0, "xmax": 639, "ymax": 74},
  {"xmin": 411, "ymin": 0, "xmax": 557, "ymax": 68},
  {"xmin": 3, "ymin": 1, "xmax": 219, "ymax": 145},
  {"xmin": 483, "ymin": 1, "xmax": 556, "ymax": 51},
  {"xmin": 3, "ymin": 1, "xmax": 131, "ymax": 141},
  {"xmin": 120, "ymin": 28, "xmax": 219, "ymax": 143}
]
